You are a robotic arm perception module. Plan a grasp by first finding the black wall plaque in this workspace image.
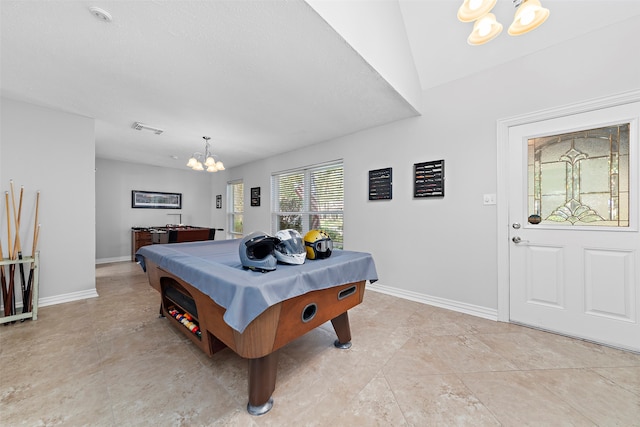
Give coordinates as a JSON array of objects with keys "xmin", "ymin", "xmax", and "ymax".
[
  {"xmin": 250, "ymin": 187, "xmax": 261, "ymax": 207},
  {"xmin": 369, "ymin": 167, "xmax": 392, "ymax": 200},
  {"xmin": 414, "ymin": 160, "xmax": 444, "ymax": 198}
]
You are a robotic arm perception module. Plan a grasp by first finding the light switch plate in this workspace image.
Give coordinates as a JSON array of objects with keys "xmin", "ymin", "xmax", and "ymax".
[{"xmin": 483, "ymin": 193, "xmax": 496, "ymax": 205}]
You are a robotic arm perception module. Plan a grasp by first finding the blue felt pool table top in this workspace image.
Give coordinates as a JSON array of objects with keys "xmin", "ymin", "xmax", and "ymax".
[{"xmin": 136, "ymin": 239, "xmax": 378, "ymax": 333}]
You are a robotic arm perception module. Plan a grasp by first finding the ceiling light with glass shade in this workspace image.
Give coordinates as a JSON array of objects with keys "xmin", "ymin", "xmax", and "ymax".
[
  {"xmin": 508, "ymin": 0, "xmax": 550, "ymax": 36},
  {"xmin": 457, "ymin": 0, "xmax": 497, "ymax": 22},
  {"xmin": 186, "ymin": 136, "xmax": 225, "ymax": 172},
  {"xmin": 467, "ymin": 13, "xmax": 503, "ymax": 45},
  {"xmin": 458, "ymin": 0, "xmax": 549, "ymax": 45}
]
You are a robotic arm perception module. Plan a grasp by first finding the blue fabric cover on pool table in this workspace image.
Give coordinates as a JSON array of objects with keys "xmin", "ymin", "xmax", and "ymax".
[{"xmin": 136, "ymin": 239, "xmax": 378, "ymax": 333}]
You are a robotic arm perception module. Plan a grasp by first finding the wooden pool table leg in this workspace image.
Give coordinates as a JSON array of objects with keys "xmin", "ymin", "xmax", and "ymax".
[
  {"xmin": 247, "ymin": 351, "xmax": 278, "ymax": 415},
  {"xmin": 331, "ymin": 311, "xmax": 353, "ymax": 349}
]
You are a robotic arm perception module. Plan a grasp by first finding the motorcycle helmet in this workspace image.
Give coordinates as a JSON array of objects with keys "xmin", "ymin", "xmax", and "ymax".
[
  {"xmin": 274, "ymin": 229, "xmax": 306, "ymax": 265},
  {"xmin": 303, "ymin": 229, "xmax": 333, "ymax": 260},
  {"xmin": 239, "ymin": 231, "xmax": 280, "ymax": 272}
]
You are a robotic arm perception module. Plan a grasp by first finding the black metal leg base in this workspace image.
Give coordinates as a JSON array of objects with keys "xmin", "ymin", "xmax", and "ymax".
[{"xmin": 247, "ymin": 397, "xmax": 274, "ymax": 416}]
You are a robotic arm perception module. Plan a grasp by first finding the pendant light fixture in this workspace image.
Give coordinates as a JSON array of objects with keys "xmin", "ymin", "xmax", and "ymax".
[
  {"xmin": 467, "ymin": 13, "xmax": 503, "ymax": 45},
  {"xmin": 458, "ymin": 0, "xmax": 549, "ymax": 45},
  {"xmin": 457, "ymin": 0, "xmax": 497, "ymax": 22},
  {"xmin": 186, "ymin": 136, "xmax": 225, "ymax": 172},
  {"xmin": 508, "ymin": 0, "xmax": 550, "ymax": 36}
]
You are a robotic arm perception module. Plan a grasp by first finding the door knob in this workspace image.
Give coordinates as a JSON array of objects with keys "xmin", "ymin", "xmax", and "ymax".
[
  {"xmin": 512, "ymin": 236, "xmax": 522, "ymax": 243},
  {"xmin": 512, "ymin": 223, "xmax": 521, "ymax": 229}
]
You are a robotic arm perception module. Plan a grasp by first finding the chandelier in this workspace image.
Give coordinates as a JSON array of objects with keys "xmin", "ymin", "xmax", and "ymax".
[
  {"xmin": 458, "ymin": 0, "xmax": 550, "ymax": 46},
  {"xmin": 186, "ymin": 136, "xmax": 225, "ymax": 172}
]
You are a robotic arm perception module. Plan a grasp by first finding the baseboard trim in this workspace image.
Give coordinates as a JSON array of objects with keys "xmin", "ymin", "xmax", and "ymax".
[
  {"xmin": 96, "ymin": 256, "xmax": 131, "ymax": 264},
  {"xmin": 367, "ymin": 282, "xmax": 498, "ymax": 321},
  {"xmin": 38, "ymin": 289, "xmax": 99, "ymax": 308}
]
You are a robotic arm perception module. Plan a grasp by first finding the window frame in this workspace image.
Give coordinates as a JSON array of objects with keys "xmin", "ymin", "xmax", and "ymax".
[
  {"xmin": 271, "ymin": 160, "xmax": 344, "ymax": 248},
  {"xmin": 227, "ymin": 179, "xmax": 244, "ymax": 239}
]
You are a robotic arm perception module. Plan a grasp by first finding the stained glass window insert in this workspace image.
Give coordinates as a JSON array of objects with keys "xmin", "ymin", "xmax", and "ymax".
[{"xmin": 527, "ymin": 123, "xmax": 629, "ymax": 227}]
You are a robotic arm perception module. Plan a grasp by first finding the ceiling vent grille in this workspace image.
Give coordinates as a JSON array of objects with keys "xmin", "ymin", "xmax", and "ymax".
[{"xmin": 132, "ymin": 122, "xmax": 164, "ymax": 135}]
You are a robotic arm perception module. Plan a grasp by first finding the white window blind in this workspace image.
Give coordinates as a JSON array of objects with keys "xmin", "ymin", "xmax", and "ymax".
[
  {"xmin": 227, "ymin": 180, "xmax": 243, "ymax": 238},
  {"xmin": 271, "ymin": 161, "xmax": 344, "ymax": 248}
]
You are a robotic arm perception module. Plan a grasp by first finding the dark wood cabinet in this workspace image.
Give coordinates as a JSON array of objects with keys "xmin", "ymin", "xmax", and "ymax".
[
  {"xmin": 131, "ymin": 229, "xmax": 153, "ymax": 261},
  {"xmin": 131, "ymin": 226, "xmax": 219, "ymax": 261}
]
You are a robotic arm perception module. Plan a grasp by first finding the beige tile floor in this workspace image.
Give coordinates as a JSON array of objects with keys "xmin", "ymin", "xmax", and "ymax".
[{"xmin": 1, "ymin": 261, "xmax": 639, "ymax": 426}]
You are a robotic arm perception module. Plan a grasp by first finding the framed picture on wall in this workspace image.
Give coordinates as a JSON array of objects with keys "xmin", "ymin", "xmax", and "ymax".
[
  {"xmin": 368, "ymin": 167, "xmax": 393, "ymax": 200},
  {"xmin": 131, "ymin": 190, "xmax": 182, "ymax": 209},
  {"xmin": 251, "ymin": 187, "xmax": 261, "ymax": 207},
  {"xmin": 414, "ymin": 160, "xmax": 444, "ymax": 198},
  {"xmin": 216, "ymin": 194, "xmax": 222, "ymax": 209}
]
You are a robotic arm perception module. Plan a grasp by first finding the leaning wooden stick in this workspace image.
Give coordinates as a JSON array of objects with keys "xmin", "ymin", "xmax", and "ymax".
[
  {"xmin": 5, "ymin": 191, "xmax": 14, "ymax": 317},
  {"xmin": 24, "ymin": 224, "xmax": 40, "ymax": 313},
  {"xmin": 0, "ymin": 189, "xmax": 6, "ymax": 306},
  {"xmin": 0, "ymin": 235, "xmax": 7, "ymax": 316},
  {"xmin": 24, "ymin": 192, "xmax": 40, "ymax": 313},
  {"xmin": 11, "ymin": 182, "xmax": 26, "ymax": 317},
  {"xmin": 17, "ymin": 187, "xmax": 28, "ymax": 317},
  {"xmin": 5, "ymin": 192, "xmax": 12, "ymax": 260},
  {"xmin": 10, "ymin": 182, "xmax": 23, "ymax": 256}
]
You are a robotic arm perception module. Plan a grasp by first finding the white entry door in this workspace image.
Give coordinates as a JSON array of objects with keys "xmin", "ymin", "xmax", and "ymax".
[{"xmin": 508, "ymin": 102, "xmax": 640, "ymax": 352}]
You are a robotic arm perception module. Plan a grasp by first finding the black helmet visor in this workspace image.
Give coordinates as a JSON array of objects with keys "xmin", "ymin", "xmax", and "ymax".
[
  {"xmin": 307, "ymin": 238, "xmax": 333, "ymax": 254},
  {"xmin": 245, "ymin": 236, "xmax": 280, "ymax": 260}
]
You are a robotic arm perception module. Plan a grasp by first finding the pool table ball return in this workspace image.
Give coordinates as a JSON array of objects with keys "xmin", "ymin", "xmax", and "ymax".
[{"xmin": 136, "ymin": 239, "xmax": 377, "ymax": 415}]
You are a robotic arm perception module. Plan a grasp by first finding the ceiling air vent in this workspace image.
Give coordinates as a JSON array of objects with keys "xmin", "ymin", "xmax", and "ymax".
[{"xmin": 132, "ymin": 122, "xmax": 164, "ymax": 135}]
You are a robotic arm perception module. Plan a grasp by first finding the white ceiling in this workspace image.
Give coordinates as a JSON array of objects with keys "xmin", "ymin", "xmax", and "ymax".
[
  {"xmin": 2, "ymin": 0, "xmax": 640, "ymax": 170},
  {"xmin": 401, "ymin": 0, "xmax": 640, "ymax": 91}
]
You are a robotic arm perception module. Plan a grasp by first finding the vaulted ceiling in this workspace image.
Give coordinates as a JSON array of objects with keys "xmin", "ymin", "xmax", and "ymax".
[{"xmin": 2, "ymin": 1, "xmax": 639, "ymax": 170}]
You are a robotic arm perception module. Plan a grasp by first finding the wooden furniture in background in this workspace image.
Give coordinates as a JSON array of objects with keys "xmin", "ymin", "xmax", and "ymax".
[
  {"xmin": 131, "ymin": 229, "xmax": 153, "ymax": 261},
  {"xmin": 131, "ymin": 226, "xmax": 219, "ymax": 261}
]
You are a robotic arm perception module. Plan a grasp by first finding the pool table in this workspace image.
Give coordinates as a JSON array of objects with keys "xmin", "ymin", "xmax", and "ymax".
[{"xmin": 136, "ymin": 239, "xmax": 377, "ymax": 415}]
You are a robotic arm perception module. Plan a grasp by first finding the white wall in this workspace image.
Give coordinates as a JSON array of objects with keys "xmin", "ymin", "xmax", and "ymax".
[
  {"xmin": 95, "ymin": 158, "xmax": 226, "ymax": 262},
  {"xmin": 1, "ymin": 98, "xmax": 96, "ymax": 305},
  {"xmin": 224, "ymin": 16, "xmax": 640, "ymax": 316}
]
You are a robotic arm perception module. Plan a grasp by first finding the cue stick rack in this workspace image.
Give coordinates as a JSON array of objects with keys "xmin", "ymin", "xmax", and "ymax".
[{"xmin": 0, "ymin": 252, "xmax": 40, "ymax": 324}]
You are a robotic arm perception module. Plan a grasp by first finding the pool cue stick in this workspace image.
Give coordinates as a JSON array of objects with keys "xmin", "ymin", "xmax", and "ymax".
[
  {"xmin": 0, "ymin": 235, "xmax": 7, "ymax": 317},
  {"xmin": 24, "ymin": 224, "xmax": 39, "ymax": 313},
  {"xmin": 0, "ymin": 190, "xmax": 6, "ymax": 307},
  {"xmin": 8, "ymin": 182, "xmax": 24, "ymax": 319},
  {"xmin": 11, "ymin": 184, "xmax": 27, "ymax": 316},
  {"xmin": 5, "ymin": 191, "xmax": 14, "ymax": 317},
  {"xmin": 8, "ymin": 183, "xmax": 23, "ymax": 318},
  {"xmin": 24, "ymin": 191, "xmax": 40, "ymax": 313},
  {"xmin": 10, "ymin": 182, "xmax": 23, "ymax": 254},
  {"xmin": 15, "ymin": 185, "xmax": 28, "ymax": 317}
]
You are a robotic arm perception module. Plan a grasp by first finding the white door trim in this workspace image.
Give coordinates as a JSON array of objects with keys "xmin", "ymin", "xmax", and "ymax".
[{"xmin": 496, "ymin": 89, "xmax": 640, "ymax": 322}]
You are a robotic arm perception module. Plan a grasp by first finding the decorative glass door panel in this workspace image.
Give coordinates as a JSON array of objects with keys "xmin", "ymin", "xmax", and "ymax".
[
  {"xmin": 528, "ymin": 123, "xmax": 629, "ymax": 227},
  {"xmin": 509, "ymin": 101, "xmax": 639, "ymax": 352}
]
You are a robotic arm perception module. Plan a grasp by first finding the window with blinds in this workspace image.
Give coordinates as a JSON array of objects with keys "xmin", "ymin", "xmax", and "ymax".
[
  {"xmin": 271, "ymin": 161, "xmax": 344, "ymax": 248},
  {"xmin": 227, "ymin": 180, "xmax": 244, "ymax": 239}
]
